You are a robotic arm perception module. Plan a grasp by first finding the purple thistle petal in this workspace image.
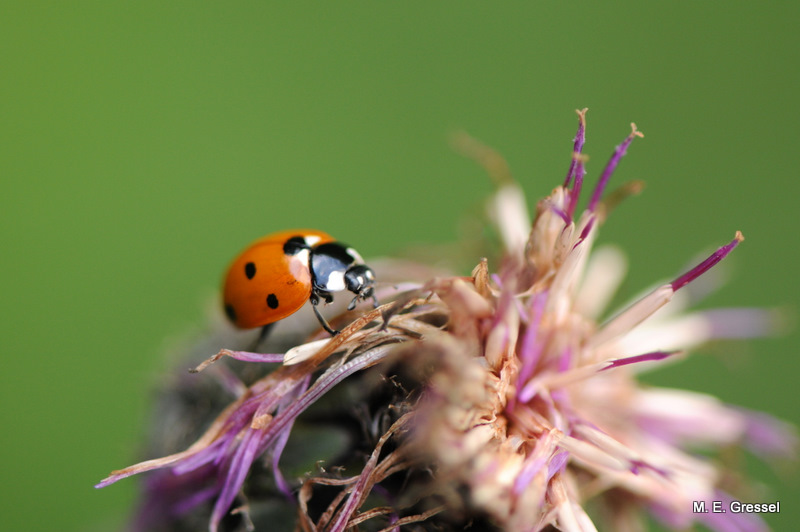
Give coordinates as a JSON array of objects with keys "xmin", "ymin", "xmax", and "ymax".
[
  {"xmin": 191, "ymin": 349, "xmax": 285, "ymax": 374},
  {"xmin": 575, "ymin": 216, "xmax": 596, "ymax": 248},
  {"xmin": 557, "ymin": 347, "xmax": 572, "ymax": 373},
  {"xmin": 329, "ymin": 465, "xmax": 375, "ymax": 532},
  {"xmin": 736, "ymin": 407, "xmax": 798, "ymax": 459},
  {"xmin": 171, "ymin": 483, "xmax": 220, "ymax": 516},
  {"xmin": 567, "ymin": 156, "xmax": 587, "ymax": 219},
  {"xmin": 634, "ymin": 388, "xmax": 750, "ymax": 448},
  {"xmin": 270, "ymin": 375, "xmax": 311, "ymax": 499},
  {"xmin": 95, "ymin": 446, "xmax": 207, "ymax": 488},
  {"xmin": 703, "ymin": 308, "xmax": 783, "ymax": 339},
  {"xmin": 172, "ymin": 439, "xmax": 228, "ymax": 475},
  {"xmin": 516, "ymin": 291, "xmax": 549, "ymax": 387},
  {"xmin": 587, "ymin": 123, "xmax": 642, "ymax": 213},
  {"xmin": 671, "ymin": 232, "xmax": 744, "ymax": 291},
  {"xmin": 490, "ymin": 273, "xmax": 504, "ymax": 290},
  {"xmin": 601, "ymin": 350, "xmax": 679, "ymax": 371},
  {"xmin": 269, "ymin": 423, "xmax": 294, "ymax": 499},
  {"xmin": 563, "ymin": 108, "xmax": 588, "ymax": 188},
  {"xmin": 695, "ymin": 491, "xmax": 769, "ymax": 532},
  {"xmin": 546, "ymin": 450, "xmax": 569, "ymax": 482},
  {"xmin": 130, "ymin": 467, "xmax": 220, "ymax": 532},
  {"xmin": 513, "ymin": 430, "xmax": 559, "ymax": 495},
  {"xmin": 208, "ymin": 345, "xmax": 396, "ymax": 527},
  {"xmin": 256, "ymin": 344, "xmax": 395, "ymax": 455},
  {"xmin": 94, "ymin": 472, "xmax": 131, "ymax": 489},
  {"xmin": 564, "ymin": 109, "xmax": 588, "ymax": 220},
  {"xmin": 223, "ymin": 349, "xmax": 286, "ymax": 364},
  {"xmin": 546, "ymin": 201, "xmax": 571, "ymax": 226},
  {"xmin": 209, "ymin": 362, "xmax": 248, "ymax": 398},
  {"xmin": 627, "ymin": 458, "xmax": 668, "ymax": 477},
  {"xmin": 513, "ymin": 456, "xmax": 547, "ymax": 496},
  {"xmin": 105, "ymin": 341, "xmax": 395, "ymax": 531},
  {"xmin": 210, "ymin": 426, "xmax": 264, "ymax": 532}
]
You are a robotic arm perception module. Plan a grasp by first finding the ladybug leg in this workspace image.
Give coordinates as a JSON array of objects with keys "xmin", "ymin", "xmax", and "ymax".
[
  {"xmin": 310, "ymin": 290, "xmax": 339, "ymax": 335},
  {"xmin": 248, "ymin": 322, "xmax": 275, "ymax": 352},
  {"xmin": 310, "ymin": 289, "xmax": 334, "ymax": 305}
]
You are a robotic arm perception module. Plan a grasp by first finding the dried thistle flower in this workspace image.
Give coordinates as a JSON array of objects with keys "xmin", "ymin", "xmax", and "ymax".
[{"xmin": 98, "ymin": 110, "xmax": 795, "ymax": 532}]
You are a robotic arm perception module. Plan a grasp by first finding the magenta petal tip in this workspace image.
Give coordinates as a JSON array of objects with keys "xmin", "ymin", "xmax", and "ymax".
[{"xmin": 671, "ymin": 231, "xmax": 744, "ymax": 292}]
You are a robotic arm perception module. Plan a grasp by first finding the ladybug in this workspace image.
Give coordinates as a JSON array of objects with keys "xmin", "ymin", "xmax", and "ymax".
[{"xmin": 222, "ymin": 229, "xmax": 377, "ymax": 336}]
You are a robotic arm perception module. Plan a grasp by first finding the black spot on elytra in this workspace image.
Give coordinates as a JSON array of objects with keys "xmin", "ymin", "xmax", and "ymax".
[
  {"xmin": 224, "ymin": 304, "xmax": 237, "ymax": 323},
  {"xmin": 283, "ymin": 236, "xmax": 308, "ymax": 256},
  {"xmin": 244, "ymin": 262, "xmax": 256, "ymax": 280},
  {"xmin": 266, "ymin": 293, "xmax": 279, "ymax": 309}
]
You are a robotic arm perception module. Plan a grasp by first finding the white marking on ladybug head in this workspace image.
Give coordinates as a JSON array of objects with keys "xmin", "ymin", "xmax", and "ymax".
[{"xmin": 323, "ymin": 270, "xmax": 346, "ymax": 292}]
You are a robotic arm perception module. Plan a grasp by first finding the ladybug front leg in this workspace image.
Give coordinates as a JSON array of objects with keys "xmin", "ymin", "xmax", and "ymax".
[
  {"xmin": 346, "ymin": 290, "xmax": 379, "ymax": 311},
  {"xmin": 309, "ymin": 289, "xmax": 339, "ymax": 335},
  {"xmin": 246, "ymin": 322, "xmax": 276, "ymax": 353}
]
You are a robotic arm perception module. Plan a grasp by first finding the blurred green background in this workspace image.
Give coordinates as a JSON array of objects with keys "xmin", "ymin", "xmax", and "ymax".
[{"xmin": 2, "ymin": 3, "xmax": 797, "ymax": 531}]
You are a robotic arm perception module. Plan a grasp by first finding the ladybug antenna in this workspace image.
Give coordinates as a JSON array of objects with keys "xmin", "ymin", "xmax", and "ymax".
[{"xmin": 347, "ymin": 287, "xmax": 379, "ymax": 311}]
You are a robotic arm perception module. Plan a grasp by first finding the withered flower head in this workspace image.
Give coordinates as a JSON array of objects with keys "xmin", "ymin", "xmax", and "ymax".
[{"xmin": 98, "ymin": 110, "xmax": 795, "ymax": 532}]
